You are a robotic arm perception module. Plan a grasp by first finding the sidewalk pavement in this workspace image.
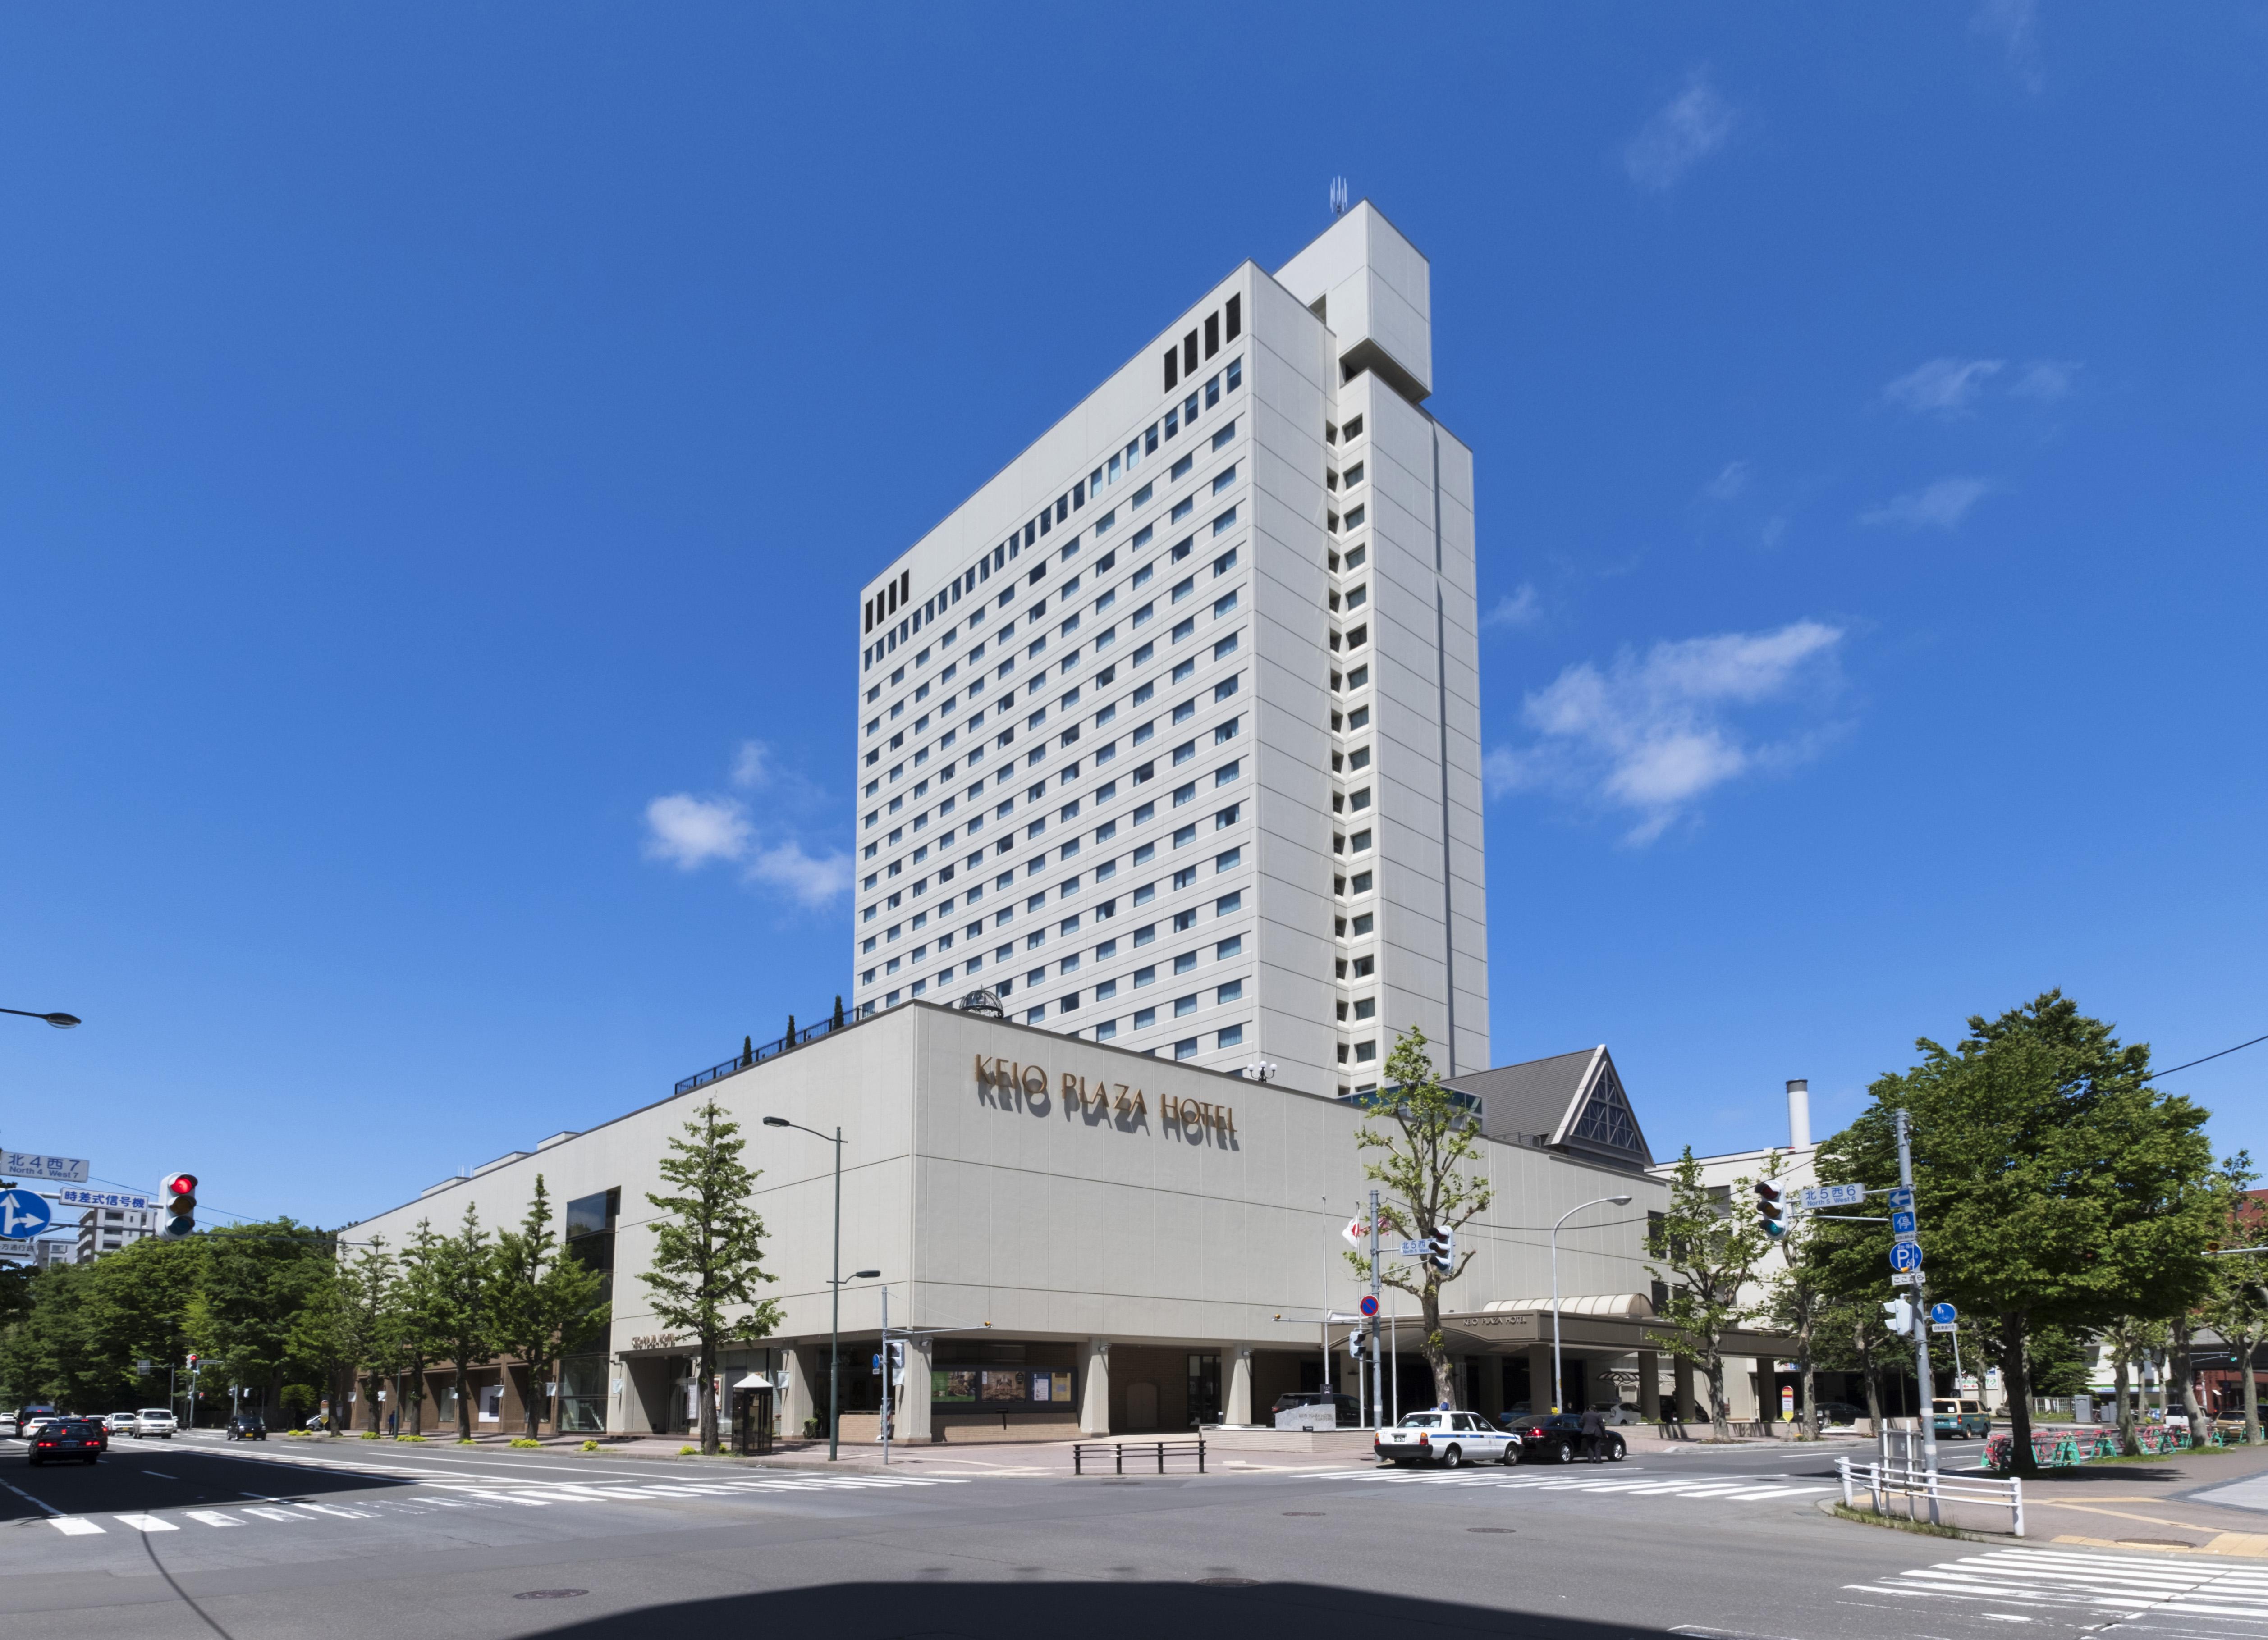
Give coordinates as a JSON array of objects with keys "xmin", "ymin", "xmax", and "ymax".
[{"xmin": 1996, "ymin": 1441, "xmax": 2268, "ymax": 1557}]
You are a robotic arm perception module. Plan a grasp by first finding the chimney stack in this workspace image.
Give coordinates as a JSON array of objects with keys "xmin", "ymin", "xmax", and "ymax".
[{"xmin": 1787, "ymin": 1079, "xmax": 1812, "ymax": 1150}]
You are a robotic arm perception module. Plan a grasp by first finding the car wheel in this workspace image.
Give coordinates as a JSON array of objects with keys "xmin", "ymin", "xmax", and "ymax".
[
  {"xmin": 1607, "ymin": 1438, "xmax": 1626, "ymax": 1462},
  {"xmin": 1498, "ymin": 1446, "xmax": 1519, "ymax": 1466},
  {"xmin": 1441, "ymin": 1444, "xmax": 1463, "ymax": 1469},
  {"xmin": 1552, "ymin": 1439, "xmax": 1576, "ymax": 1464}
]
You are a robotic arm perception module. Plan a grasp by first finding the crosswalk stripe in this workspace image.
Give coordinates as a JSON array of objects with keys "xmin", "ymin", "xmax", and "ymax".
[
  {"xmin": 46, "ymin": 1518, "xmax": 103, "ymax": 1535},
  {"xmin": 184, "ymin": 1511, "xmax": 240, "ymax": 1527},
  {"xmin": 113, "ymin": 1514, "xmax": 177, "ymax": 1532},
  {"xmin": 241, "ymin": 1507, "xmax": 304, "ymax": 1522},
  {"xmin": 293, "ymin": 1503, "xmax": 369, "ymax": 1519}
]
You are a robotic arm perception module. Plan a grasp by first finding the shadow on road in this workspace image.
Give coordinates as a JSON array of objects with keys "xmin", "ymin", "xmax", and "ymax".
[
  {"xmin": 517, "ymin": 1581, "xmax": 1704, "ymax": 1640},
  {"xmin": 0, "ymin": 1439, "xmax": 422, "ymax": 1519}
]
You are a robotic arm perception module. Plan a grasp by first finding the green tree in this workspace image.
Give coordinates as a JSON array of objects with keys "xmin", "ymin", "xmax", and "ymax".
[
  {"xmin": 394, "ymin": 1219, "xmax": 449, "ymax": 1435},
  {"xmin": 1761, "ymin": 1179, "xmax": 1832, "ymax": 1437},
  {"xmin": 1818, "ymin": 991, "xmax": 2218, "ymax": 1475},
  {"xmin": 2202, "ymin": 1157, "xmax": 2268, "ymax": 1444},
  {"xmin": 1645, "ymin": 1147, "xmax": 1778, "ymax": 1440},
  {"xmin": 489, "ymin": 1178, "xmax": 609, "ymax": 1439},
  {"xmin": 422, "ymin": 1206, "xmax": 496, "ymax": 1440},
  {"xmin": 337, "ymin": 1237, "xmax": 401, "ymax": 1434},
  {"xmin": 640, "ymin": 1101, "xmax": 782, "ymax": 1456},
  {"xmin": 192, "ymin": 1220, "xmax": 335, "ymax": 1422},
  {"xmin": 1345, "ymin": 1028, "xmax": 1494, "ymax": 1410}
]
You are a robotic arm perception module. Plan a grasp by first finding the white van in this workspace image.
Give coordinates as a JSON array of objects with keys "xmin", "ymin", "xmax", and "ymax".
[{"xmin": 132, "ymin": 1407, "xmax": 178, "ymax": 1438}]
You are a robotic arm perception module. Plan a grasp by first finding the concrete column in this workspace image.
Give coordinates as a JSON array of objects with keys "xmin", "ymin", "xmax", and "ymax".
[
  {"xmin": 1476, "ymin": 1355, "xmax": 1504, "ymax": 1422},
  {"xmin": 781, "ymin": 1345, "xmax": 816, "ymax": 1441},
  {"xmin": 1726, "ymin": 1358, "xmax": 1759, "ymax": 1421},
  {"xmin": 895, "ymin": 1334, "xmax": 933, "ymax": 1443},
  {"xmin": 1637, "ymin": 1350, "xmax": 1662, "ymax": 1422},
  {"xmin": 1079, "ymin": 1339, "xmax": 1112, "ymax": 1436},
  {"xmin": 1225, "ymin": 1346, "xmax": 1253, "ymax": 1427},
  {"xmin": 1525, "ymin": 1343, "xmax": 1555, "ymax": 1416},
  {"xmin": 1673, "ymin": 1356, "xmax": 1698, "ymax": 1422}
]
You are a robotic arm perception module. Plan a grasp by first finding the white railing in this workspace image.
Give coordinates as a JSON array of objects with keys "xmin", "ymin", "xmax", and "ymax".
[{"xmin": 1838, "ymin": 1455, "xmax": 2024, "ymax": 1537}]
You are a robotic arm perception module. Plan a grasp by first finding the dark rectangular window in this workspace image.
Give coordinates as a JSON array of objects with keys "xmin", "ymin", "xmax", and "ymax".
[
  {"xmin": 1224, "ymin": 293, "xmax": 1241, "ymax": 341},
  {"xmin": 1073, "ymin": 480, "xmax": 1085, "ymax": 508},
  {"xmin": 1205, "ymin": 313, "xmax": 1219, "ymax": 358},
  {"xmin": 900, "ymin": 570, "xmax": 911, "ymax": 603},
  {"xmin": 1057, "ymin": 497, "xmax": 1068, "ymax": 524},
  {"xmin": 1184, "ymin": 331, "xmax": 1198, "ymax": 374},
  {"xmin": 1163, "ymin": 346, "xmax": 1178, "ymax": 390}
]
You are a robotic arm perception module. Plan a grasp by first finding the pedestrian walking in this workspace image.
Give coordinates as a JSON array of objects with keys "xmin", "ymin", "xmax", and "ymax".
[
  {"xmin": 1579, "ymin": 1405, "xmax": 1607, "ymax": 1462},
  {"xmin": 387, "ymin": 1408, "xmax": 398, "ymax": 1436}
]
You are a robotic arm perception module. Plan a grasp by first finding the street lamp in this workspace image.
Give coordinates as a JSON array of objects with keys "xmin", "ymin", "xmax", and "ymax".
[
  {"xmin": 763, "ymin": 1115, "xmax": 871, "ymax": 1461},
  {"xmin": 0, "ymin": 1007, "xmax": 80, "ymax": 1028},
  {"xmin": 1549, "ymin": 1194, "xmax": 1633, "ymax": 1416}
]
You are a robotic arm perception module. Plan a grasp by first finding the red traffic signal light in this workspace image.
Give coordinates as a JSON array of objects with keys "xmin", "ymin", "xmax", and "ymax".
[
  {"xmin": 164, "ymin": 1174, "xmax": 198, "ymax": 1198},
  {"xmin": 1754, "ymin": 1179, "xmax": 1786, "ymax": 1238},
  {"xmin": 162, "ymin": 1173, "xmax": 198, "ymax": 1238}
]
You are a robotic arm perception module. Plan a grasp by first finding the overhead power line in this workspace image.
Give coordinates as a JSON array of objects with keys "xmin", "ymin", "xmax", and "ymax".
[{"xmin": 2153, "ymin": 1032, "xmax": 2268, "ymax": 1079}]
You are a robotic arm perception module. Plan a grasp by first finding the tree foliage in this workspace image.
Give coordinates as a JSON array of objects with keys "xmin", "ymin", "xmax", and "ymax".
[
  {"xmin": 1346, "ymin": 1028, "xmax": 1493, "ymax": 1409},
  {"xmin": 1645, "ymin": 1147, "xmax": 1778, "ymax": 1439},
  {"xmin": 640, "ymin": 1101, "xmax": 781, "ymax": 1455},
  {"xmin": 489, "ymin": 1177, "xmax": 609, "ymax": 1439}
]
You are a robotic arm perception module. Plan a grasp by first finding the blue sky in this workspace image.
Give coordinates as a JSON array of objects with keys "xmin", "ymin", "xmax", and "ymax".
[{"xmin": 4, "ymin": 5, "xmax": 2263, "ymax": 1230}]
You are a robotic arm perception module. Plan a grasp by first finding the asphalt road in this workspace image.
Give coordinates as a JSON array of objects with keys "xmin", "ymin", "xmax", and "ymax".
[{"xmin": 5, "ymin": 1429, "xmax": 2262, "ymax": 1640}]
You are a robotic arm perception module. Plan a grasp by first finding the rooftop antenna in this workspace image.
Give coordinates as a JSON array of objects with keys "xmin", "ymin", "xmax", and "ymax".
[{"xmin": 1329, "ymin": 176, "xmax": 1349, "ymax": 218}]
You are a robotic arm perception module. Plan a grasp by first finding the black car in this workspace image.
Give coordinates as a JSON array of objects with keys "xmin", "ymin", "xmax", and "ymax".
[
  {"xmin": 226, "ymin": 1414, "xmax": 269, "ymax": 1441},
  {"xmin": 29, "ymin": 1417, "xmax": 105, "ymax": 1466},
  {"xmin": 1513, "ymin": 1412, "xmax": 1626, "ymax": 1464},
  {"xmin": 1271, "ymin": 1391, "xmax": 1362, "ymax": 1428}
]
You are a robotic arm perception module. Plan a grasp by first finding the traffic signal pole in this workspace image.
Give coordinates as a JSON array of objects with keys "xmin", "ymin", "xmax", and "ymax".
[
  {"xmin": 1895, "ymin": 1109, "xmax": 1942, "ymax": 1511},
  {"xmin": 1368, "ymin": 1188, "xmax": 1383, "ymax": 1430}
]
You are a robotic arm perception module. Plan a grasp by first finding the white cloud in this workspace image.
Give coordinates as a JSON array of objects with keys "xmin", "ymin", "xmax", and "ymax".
[
  {"xmin": 1859, "ymin": 476, "xmax": 1992, "ymax": 530},
  {"xmin": 1624, "ymin": 73, "xmax": 1737, "ymax": 191},
  {"xmin": 743, "ymin": 840, "xmax": 855, "ymax": 908},
  {"xmin": 729, "ymin": 740, "xmax": 771, "ymax": 788},
  {"xmin": 1482, "ymin": 585, "xmax": 1542, "ymax": 630},
  {"xmin": 1883, "ymin": 357, "xmax": 2005, "ymax": 416},
  {"xmin": 2010, "ymin": 359, "xmax": 2080, "ymax": 402},
  {"xmin": 1972, "ymin": 0, "xmax": 2044, "ymax": 93},
  {"xmin": 641, "ymin": 744, "xmax": 852, "ymax": 908},
  {"xmin": 643, "ymin": 794, "xmax": 752, "ymax": 870},
  {"xmin": 1488, "ymin": 620, "xmax": 1844, "ymax": 845},
  {"xmin": 1703, "ymin": 461, "xmax": 1752, "ymax": 502}
]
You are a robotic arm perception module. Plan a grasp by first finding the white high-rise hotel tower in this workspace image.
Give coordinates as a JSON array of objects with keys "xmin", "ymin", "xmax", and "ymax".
[{"xmin": 852, "ymin": 203, "xmax": 1488, "ymax": 1098}]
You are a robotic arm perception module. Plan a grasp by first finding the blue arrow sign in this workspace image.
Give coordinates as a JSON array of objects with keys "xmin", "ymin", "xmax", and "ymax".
[
  {"xmin": 0, "ymin": 1189, "xmax": 53, "ymax": 1238},
  {"xmin": 1930, "ymin": 1302, "xmax": 1957, "ymax": 1325},
  {"xmin": 1888, "ymin": 1187, "xmax": 1915, "ymax": 1212},
  {"xmin": 1889, "ymin": 1241, "xmax": 1922, "ymax": 1272},
  {"xmin": 1891, "ymin": 1210, "xmax": 1917, "ymax": 1235}
]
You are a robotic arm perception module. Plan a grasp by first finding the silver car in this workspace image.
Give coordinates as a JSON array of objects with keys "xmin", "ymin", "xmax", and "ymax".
[{"xmin": 104, "ymin": 1412, "xmax": 141, "ymax": 1434}]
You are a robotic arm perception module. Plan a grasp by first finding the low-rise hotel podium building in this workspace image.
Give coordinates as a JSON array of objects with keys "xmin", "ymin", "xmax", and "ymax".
[{"xmin": 344, "ymin": 206, "xmax": 1799, "ymax": 1441}]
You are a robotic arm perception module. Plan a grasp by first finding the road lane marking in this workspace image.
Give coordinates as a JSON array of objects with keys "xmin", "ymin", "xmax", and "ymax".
[
  {"xmin": 184, "ymin": 1511, "xmax": 241, "ymax": 1527},
  {"xmin": 240, "ymin": 1506, "xmax": 306, "ymax": 1521},
  {"xmin": 113, "ymin": 1514, "xmax": 179, "ymax": 1532},
  {"xmin": 141, "ymin": 1471, "xmax": 177, "ymax": 1479},
  {"xmin": 46, "ymin": 1518, "xmax": 105, "ymax": 1535}
]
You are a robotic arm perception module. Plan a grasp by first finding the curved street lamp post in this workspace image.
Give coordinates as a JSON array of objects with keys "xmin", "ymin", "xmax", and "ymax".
[
  {"xmin": 762, "ymin": 1116, "xmax": 879, "ymax": 1461},
  {"xmin": 1550, "ymin": 1194, "xmax": 1633, "ymax": 1416}
]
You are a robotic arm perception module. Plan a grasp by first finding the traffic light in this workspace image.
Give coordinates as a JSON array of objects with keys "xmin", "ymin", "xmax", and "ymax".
[
  {"xmin": 1754, "ymin": 1179, "xmax": 1786, "ymax": 1238},
  {"xmin": 1882, "ymin": 1297, "xmax": 1914, "ymax": 1337},
  {"xmin": 886, "ymin": 1341, "xmax": 906, "ymax": 1378},
  {"xmin": 162, "ymin": 1173, "xmax": 197, "ymax": 1238},
  {"xmin": 1428, "ymin": 1229, "xmax": 1454, "ymax": 1273},
  {"xmin": 1348, "ymin": 1325, "xmax": 1368, "ymax": 1358}
]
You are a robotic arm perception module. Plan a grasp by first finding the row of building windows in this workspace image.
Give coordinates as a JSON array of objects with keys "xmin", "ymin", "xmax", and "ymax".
[
  {"xmin": 861, "ymin": 356, "xmax": 1244, "ymax": 673},
  {"xmin": 1161, "ymin": 293, "xmax": 1242, "ymax": 391}
]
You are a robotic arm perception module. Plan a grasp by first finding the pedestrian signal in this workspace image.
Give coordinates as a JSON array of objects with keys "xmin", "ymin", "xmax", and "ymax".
[
  {"xmin": 1881, "ymin": 1297, "xmax": 1915, "ymax": 1337},
  {"xmin": 162, "ymin": 1173, "xmax": 198, "ymax": 1239}
]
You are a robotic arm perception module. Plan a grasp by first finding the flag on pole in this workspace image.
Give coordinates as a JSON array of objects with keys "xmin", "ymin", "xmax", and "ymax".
[{"xmin": 1342, "ymin": 1215, "xmax": 1370, "ymax": 1248}]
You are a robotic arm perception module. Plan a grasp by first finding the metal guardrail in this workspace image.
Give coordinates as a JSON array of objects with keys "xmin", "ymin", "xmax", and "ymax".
[
  {"xmin": 674, "ymin": 1003, "xmax": 880, "ymax": 1096},
  {"xmin": 1840, "ymin": 1455, "xmax": 2024, "ymax": 1536},
  {"xmin": 1072, "ymin": 1438, "xmax": 1207, "ymax": 1476}
]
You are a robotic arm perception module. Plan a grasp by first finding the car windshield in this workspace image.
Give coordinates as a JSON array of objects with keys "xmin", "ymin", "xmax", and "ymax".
[{"xmin": 138, "ymin": 1409, "xmax": 171, "ymax": 1418}]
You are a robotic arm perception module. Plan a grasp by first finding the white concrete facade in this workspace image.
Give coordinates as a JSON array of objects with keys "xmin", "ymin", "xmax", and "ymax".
[
  {"xmin": 351, "ymin": 1002, "xmax": 1659, "ymax": 1439},
  {"xmin": 849, "ymin": 203, "xmax": 1489, "ymax": 1098}
]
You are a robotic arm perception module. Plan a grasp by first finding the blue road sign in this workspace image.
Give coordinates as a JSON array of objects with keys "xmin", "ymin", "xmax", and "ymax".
[
  {"xmin": 1359, "ymin": 1295, "xmax": 1379, "ymax": 1317},
  {"xmin": 1888, "ymin": 1187, "xmax": 1915, "ymax": 1212},
  {"xmin": 1930, "ymin": 1302, "xmax": 1958, "ymax": 1325},
  {"xmin": 1889, "ymin": 1241, "xmax": 1922, "ymax": 1272},
  {"xmin": 0, "ymin": 1189, "xmax": 53, "ymax": 1238},
  {"xmin": 1891, "ymin": 1210, "xmax": 1917, "ymax": 1235}
]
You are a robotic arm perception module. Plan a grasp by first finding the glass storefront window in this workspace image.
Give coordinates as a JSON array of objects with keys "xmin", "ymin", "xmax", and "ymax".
[{"xmin": 558, "ymin": 1353, "xmax": 608, "ymax": 1433}]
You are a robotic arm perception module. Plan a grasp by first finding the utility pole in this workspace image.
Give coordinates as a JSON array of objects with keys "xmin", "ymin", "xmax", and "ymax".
[
  {"xmin": 880, "ymin": 1285, "xmax": 890, "ymax": 1466},
  {"xmin": 1895, "ymin": 1108, "xmax": 1942, "ymax": 1512},
  {"xmin": 1368, "ymin": 1188, "xmax": 1384, "ymax": 1429}
]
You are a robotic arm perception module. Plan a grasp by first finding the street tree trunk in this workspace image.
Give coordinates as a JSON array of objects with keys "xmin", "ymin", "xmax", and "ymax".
[
  {"xmin": 2172, "ymin": 1317, "xmax": 2201, "ymax": 1425},
  {"xmin": 2115, "ymin": 1350, "xmax": 2137, "ymax": 1455},
  {"xmin": 2000, "ymin": 1311, "xmax": 2039, "ymax": 1476},
  {"xmin": 696, "ymin": 1335, "xmax": 719, "ymax": 1454},
  {"xmin": 2244, "ymin": 1334, "xmax": 2262, "ymax": 1445},
  {"xmin": 1801, "ymin": 1358, "xmax": 1819, "ymax": 1439},
  {"xmin": 1702, "ymin": 1354, "xmax": 1730, "ymax": 1441}
]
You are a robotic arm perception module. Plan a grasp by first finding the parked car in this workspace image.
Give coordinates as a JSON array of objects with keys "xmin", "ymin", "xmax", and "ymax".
[
  {"xmin": 1593, "ymin": 1402, "xmax": 1645, "ymax": 1426},
  {"xmin": 1513, "ymin": 1412, "xmax": 1627, "ymax": 1464},
  {"xmin": 132, "ymin": 1407, "xmax": 178, "ymax": 1439},
  {"xmin": 0, "ymin": 1413, "xmax": 16, "ymax": 1437},
  {"xmin": 226, "ymin": 1413, "xmax": 268, "ymax": 1441},
  {"xmin": 1932, "ymin": 1398, "xmax": 1991, "ymax": 1439},
  {"xmin": 104, "ymin": 1412, "xmax": 141, "ymax": 1434},
  {"xmin": 1813, "ymin": 1401, "xmax": 1869, "ymax": 1427},
  {"xmin": 1270, "ymin": 1390, "xmax": 1361, "ymax": 1428},
  {"xmin": 29, "ymin": 1417, "xmax": 105, "ymax": 1466},
  {"xmin": 1375, "ymin": 1410, "xmax": 1520, "ymax": 1468}
]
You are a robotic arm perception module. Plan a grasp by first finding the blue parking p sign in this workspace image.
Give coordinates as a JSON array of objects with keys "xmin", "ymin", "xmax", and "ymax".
[{"xmin": 1889, "ymin": 1241, "xmax": 1922, "ymax": 1272}]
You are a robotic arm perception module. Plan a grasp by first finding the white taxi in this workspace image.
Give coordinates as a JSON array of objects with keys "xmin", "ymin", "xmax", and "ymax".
[{"xmin": 1374, "ymin": 1409, "xmax": 1520, "ymax": 1468}]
